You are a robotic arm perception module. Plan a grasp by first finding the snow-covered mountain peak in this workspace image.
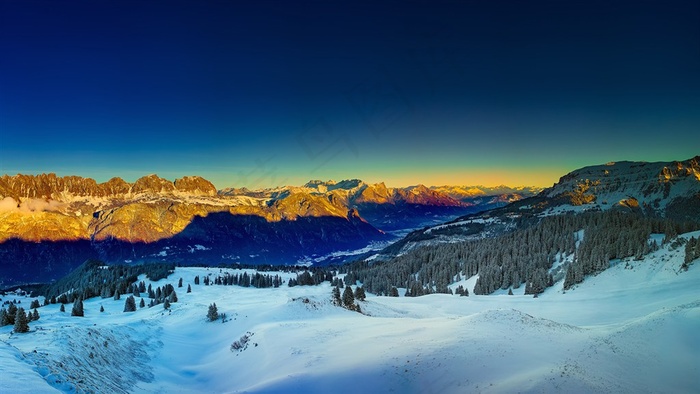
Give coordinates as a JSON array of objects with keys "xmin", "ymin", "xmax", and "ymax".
[{"xmin": 542, "ymin": 156, "xmax": 700, "ymax": 217}]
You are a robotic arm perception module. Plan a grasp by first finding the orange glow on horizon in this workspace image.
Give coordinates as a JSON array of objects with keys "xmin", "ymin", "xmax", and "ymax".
[{"xmin": 357, "ymin": 167, "xmax": 567, "ymax": 189}]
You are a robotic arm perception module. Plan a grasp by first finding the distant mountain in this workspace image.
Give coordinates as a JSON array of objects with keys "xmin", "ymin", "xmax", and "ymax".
[
  {"xmin": 0, "ymin": 173, "xmax": 528, "ymax": 287},
  {"xmin": 220, "ymin": 178, "xmax": 466, "ymax": 207},
  {"xmin": 222, "ymin": 179, "xmax": 498, "ymax": 231},
  {"xmin": 0, "ymin": 174, "xmax": 388, "ymax": 286},
  {"xmin": 430, "ymin": 185, "xmax": 542, "ymax": 205}
]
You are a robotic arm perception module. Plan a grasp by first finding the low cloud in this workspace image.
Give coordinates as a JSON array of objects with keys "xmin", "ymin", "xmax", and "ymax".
[
  {"xmin": 0, "ymin": 197, "xmax": 19, "ymax": 212},
  {"xmin": 22, "ymin": 198, "xmax": 66, "ymax": 213},
  {"xmin": 0, "ymin": 197, "xmax": 66, "ymax": 213}
]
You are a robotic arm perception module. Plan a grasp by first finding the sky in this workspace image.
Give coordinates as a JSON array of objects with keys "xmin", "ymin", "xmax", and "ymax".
[{"xmin": 1, "ymin": 1, "xmax": 698, "ymax": 189}]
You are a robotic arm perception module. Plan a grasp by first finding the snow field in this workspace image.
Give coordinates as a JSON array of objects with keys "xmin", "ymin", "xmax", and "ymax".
[{"xmin": 1, "ymin": 233, "xmax": 699, "ymax": 393}]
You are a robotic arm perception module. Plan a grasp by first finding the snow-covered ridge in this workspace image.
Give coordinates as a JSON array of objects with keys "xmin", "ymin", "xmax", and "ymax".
[{"xmin": 543, "ymin": 156, "xmax": 700, "ymax": 212}]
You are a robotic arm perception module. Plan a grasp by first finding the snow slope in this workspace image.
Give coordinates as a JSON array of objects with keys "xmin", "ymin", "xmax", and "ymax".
[{"xmin": 1, "ymin": 234, "xmax": 699, "ymax": 393}]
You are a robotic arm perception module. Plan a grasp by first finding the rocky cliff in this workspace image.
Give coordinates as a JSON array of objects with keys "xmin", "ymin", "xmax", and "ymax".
[{"xmin": 0, "ymin": 174, "xmax": 391, "ymax": 286}]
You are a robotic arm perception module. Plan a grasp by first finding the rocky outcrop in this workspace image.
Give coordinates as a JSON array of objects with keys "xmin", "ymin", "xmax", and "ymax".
[
  {"xmin": 354, "ymin": 182, "xmax": 394, "ymax": 205},
  {"xmin": 101, "ymin": 177, "xmax": 131, "ymax": 196},
  {"xmin": 131, "ymin": 174, "xmax": 176, "ymax": 194},
  {"xmin": 0, "ymin": 173, "xmax": 106, "ymax": 200},
  {"xmin": 174, "ymin": 176, "xmax": 217, "ymax": 196},
  {"xmin": 542, "ymin": 157, "xmax": 700, "ymax": 213}
]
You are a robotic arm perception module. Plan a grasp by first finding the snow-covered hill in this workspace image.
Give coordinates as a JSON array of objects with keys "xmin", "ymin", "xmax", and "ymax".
[{"xmin": 1, "ymin": 231, "xmax": 699, "ymax": 393}]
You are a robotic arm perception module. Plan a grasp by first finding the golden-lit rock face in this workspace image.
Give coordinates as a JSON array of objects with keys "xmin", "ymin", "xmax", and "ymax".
[
  {"xmin": 355, "ymin": 182, "xmax": 393, "ymax": 204},
  {"xmin": 89, "ymin": 202, "xmax": 221, "ymax": 243},
  {"xmin": 354, "ymin": 182, "xmax": 466, "ymax": 206},
  {"xmin": 271, "ymin": 192, "xmax": 349, "ymax": 220},
  {"xmin": 0, "ymin": 173, "xmax": 135, "ymax": 201},
  {"xmin": 131, "ymin": 174, "xmax": 176, "ymax": 194},
  {"xmin": 659, "ymin": 156, "xmax": 700, "ymax": 182},
  {"xmin": 564, "ymin": 179, "xmax": 600, "ymax": 206},
  {"xmin": 173, "ymin": 176, "xmax": 218, "ymax": 196},
  {"xmin": 0, "ymin": 211, "xmax": 89, "ymax": 242},
  {"xmin": 0, "ymin": 173, "xmax": 482, "ymax": 244},
  {"xmin": 0, "ymin": 174, "xmax": 373, "ymax": 243},
  {"xmin": 543, "ymin": 156, "xmax": 700, "ymax": 210}
]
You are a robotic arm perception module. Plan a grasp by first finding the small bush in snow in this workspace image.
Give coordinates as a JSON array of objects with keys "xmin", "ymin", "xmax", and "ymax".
[{"xmin": 230, "ymin": 332, "xmax": 254, "ymax": 352}]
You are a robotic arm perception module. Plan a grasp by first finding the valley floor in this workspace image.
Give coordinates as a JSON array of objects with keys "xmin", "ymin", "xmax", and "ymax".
[{"xmin": 1, "ymin": 232, "xmax": 699, "ymax": 393}]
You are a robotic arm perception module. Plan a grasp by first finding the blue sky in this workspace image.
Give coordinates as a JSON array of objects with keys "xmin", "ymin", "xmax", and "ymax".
[{"xmin": 1, "ymin": 1, "xmax": 698, "ymax": 189}]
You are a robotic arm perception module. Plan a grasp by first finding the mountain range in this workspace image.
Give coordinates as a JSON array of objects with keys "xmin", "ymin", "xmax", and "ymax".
[
  {"xmin": 2, "ymin": 156, "xmax": 696, "ymax": 288},
  {"xmin": 0, "ymin": 174, "xmax": 533, "ymax": 286}
]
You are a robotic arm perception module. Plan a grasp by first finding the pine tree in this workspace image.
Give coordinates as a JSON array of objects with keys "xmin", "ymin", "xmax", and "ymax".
[
  {"xmin": 0, "ymin": 309, "xmax": 8, "ymax": 326},
  {"xmin": 124, "ymin": 296, "xmax": 137, "ymax": 312},
  {"xmin": 113, "ymin": 290, "xmax": 120, "ymax": 301},
  {"xmin": 178, "ymin": 278, "xmax": 183, "ymax": 288},
  {"xmin": 342, "ymin": 286, "xmax": 354, "ymax": 308},
  {"xmin": 683, "ymin": 237, "xmax": 697, "ymax": 270},
  {"xmin": 187, "ymin": 284, "xmax": 192, "ymax": 293},
  {"xmin": 508, "ymin": 288, "xmax": 513, "ymax": 295},
  {"xmin": 389, "ymin": 287, "xmax": 399, "ymax": 297},
  {"xmin": 164, "ymin": 299, "xmax": 171, "ymax": 309},
  {"xmin": 30, "ymin": 299, "xmax": 41, "ymax": 309},
  {"xmin": 6, "ymin": 303, "xmax": 17, "ymax": 325},
  {"xmin": 71, "ymin": 298, "xmax": 84, "ymax": 317},
  {"xmin": 354, "ymin": 286, "xmax": 366, "ymax": 301},
  {"xmin": 332, "ymin": 286, "xmax": 341, "ymax": 305},
  {"xmin": 207, "ymin": 303, "xmax": 219, "ymax": 321},
  {"xmin": 60, "ymin": 304, "xmax": 65, "ymax": 312},
  {"xmin": 140, "ymin": 298, "xmax": 146, "ymax": 308},
  {"xmin": 169, "ymin": 291, "xmax": 178, "ymax": 303},
  {"xmin": 194, "ymin": 276, "xmax": 200, "ymax": 285},
  {"xmin": 14, "ymin": 307, "xmax": 29, "ymax": 333},
  {"xmin": 100, "ymin": 305, "xmax": 105, "ymax": 313},
  {"xmin": 32, "ymin": 309, "xmax": 40, "ymax": 321}
]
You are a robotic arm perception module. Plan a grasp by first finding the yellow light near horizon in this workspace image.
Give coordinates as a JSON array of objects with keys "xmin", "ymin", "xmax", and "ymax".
[{"xmin": 371, "ymin": 167, "xmax": 563, "ymax": 189}]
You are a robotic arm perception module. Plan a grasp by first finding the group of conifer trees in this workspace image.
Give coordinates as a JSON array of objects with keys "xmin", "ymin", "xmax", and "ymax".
[
  {"xmin": 117, "ymin": 281, "xmax": 179, "ymax": 311},
  {"xmin": 343, "ymin": 211, "xmax": 698, "ymax": 296},
  {"xmin": 562, "ymin": 212, "xmax": 661, "ymax": 288},
  {"xmin": 0, "ymin": 300, "xmax": 40, "ymax": 333},
  {"xmin": 39, "ymin": 261, "xmax": 175, "ymax": 305},
  {"xmin": 289, "ymin": 270, "xmax": 333, "ymax": 287},
  {"xmin": 197, "ymin": 271, "xmax": 284, "ymax": 288},
  {"xmin": 331, "ymin": 284, "xmax": 366, "ymax": 312}
]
